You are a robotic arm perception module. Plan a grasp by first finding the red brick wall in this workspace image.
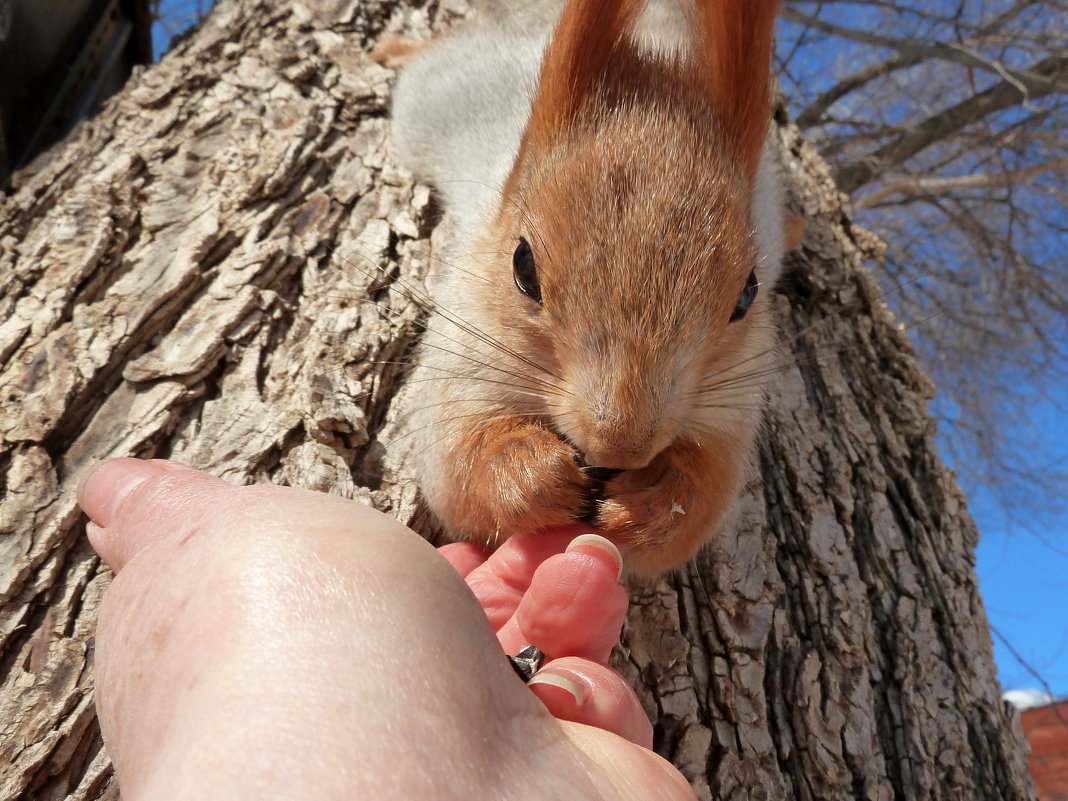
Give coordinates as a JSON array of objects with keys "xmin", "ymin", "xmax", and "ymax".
[{"xmin": 1022, "ymin": 700, "xmax": 1068, "ymax": 801}]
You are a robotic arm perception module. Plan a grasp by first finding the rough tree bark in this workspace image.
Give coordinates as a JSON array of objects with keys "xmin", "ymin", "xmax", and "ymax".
[{"xmin": 0, "ymin": 1, "xmax": 1036, "ymax": 799}]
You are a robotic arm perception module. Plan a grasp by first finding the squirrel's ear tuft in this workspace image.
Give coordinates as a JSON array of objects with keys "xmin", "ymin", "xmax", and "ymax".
[
  {"xmin": 524, "ymin": 0, "xmax": 643, "ymax": 149},
  {"xmin": 692, "ymin": 0, "xmax": 781, "ymax": 180}
]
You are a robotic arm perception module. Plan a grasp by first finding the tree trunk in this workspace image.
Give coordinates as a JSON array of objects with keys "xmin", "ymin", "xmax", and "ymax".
[{"xmin": 0, "ymin": 1, "xmax": 1036, "ymax": 799}]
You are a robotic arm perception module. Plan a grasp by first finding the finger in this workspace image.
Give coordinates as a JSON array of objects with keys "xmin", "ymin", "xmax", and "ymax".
[
  {"xmin": 497, "ymin": 535, "xmax": 627, "ymax": 661},
  {"xmin": 77, "ymin": 458, "xmax": 224, "ymax": 572},
  {"xmin": 464, "ymin": 525, "xmax": 597, "ymax": 629},
  {"xmin": 437, "ymin": 542, "xmax": 490, "ymax": 577},
  {"xmin": 528, "ymin": 656, "xmax": 653, "ymax": 749},
  {"xmin": 78, "ymin": 458, "xmax": 190, "ymax": 527}
]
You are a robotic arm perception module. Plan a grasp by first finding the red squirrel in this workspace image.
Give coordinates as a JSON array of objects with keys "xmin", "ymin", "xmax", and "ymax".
[{"xmin": 380, "ymin": 0, "xmax": 793, "ymax": 575}]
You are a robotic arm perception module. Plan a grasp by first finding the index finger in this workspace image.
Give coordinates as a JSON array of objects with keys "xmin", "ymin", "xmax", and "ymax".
[{"xmin": 463, "ymin": 525, "xmax": 598, "ymax": 629}]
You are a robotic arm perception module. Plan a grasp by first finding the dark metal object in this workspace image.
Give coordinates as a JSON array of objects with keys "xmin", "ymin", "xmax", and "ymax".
[
  {"xmin": 508, "ymin": 645, "xmax": 545, "ymax": 683},
  {"xmin": 0, "ymin": 0, "xmax": 152, "ymax": 185}
]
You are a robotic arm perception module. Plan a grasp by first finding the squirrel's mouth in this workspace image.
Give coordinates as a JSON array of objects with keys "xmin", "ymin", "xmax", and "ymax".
[
  {"xmin": 554, "ymin": 422, "xmax": 627, "ymax": 516},
  {"xmin": 580, "ymin": 466, "xmax": 625, "ymax": 482},
  {"xmin": 553, "ymin": 424, "xmax": 628, "ymax": 480}
]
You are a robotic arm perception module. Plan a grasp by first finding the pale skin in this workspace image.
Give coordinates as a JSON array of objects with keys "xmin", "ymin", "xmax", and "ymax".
[{"xmin": 80, "ymin": 459, "xmax": 697, "ymax": 801}]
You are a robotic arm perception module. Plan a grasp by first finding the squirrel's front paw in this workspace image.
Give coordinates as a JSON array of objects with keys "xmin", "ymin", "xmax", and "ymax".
[
  {"xmin": 446, "ymin": 422, "xmax": 589, "ymax": 542},
  {"xmin": 596, "ymin": 461, "xmax": 693, "ymax": 547},
  {"xmin": 594, "ymin": 439, "xmax": 730, "ymax": 573}
]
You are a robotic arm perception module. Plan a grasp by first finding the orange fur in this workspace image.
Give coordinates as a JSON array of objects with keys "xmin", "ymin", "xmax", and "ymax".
[
  {"xmin": 371, "ymin": 34, "xmax": 427, "ymax": 69},
  {"xmin": 464, "ymin": 97, "xmax": 770, "ymax": 569},
  {"xmin": 413, "ymin": 0, "xmax": 784, "ymax": 573},
  {"xmin": 441, "ymin": 417, "xmax": 589, "ymax": 539},
  {"xmin": 598, "ymin": 431, "xmax": 751, "ymax": 575},
  {"xmin": 692, "ymin": 0, "xmax": 781, "ymax": 178},
  {"xmin": 524, "ymin": 0, "xmax": 644, "ymax": 150},
  {"xmin": 784, "ymin": 213, "xmax": 806, "ymax": 250}
]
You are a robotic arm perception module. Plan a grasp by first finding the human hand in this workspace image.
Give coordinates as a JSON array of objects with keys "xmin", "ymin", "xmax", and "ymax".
[
  {"xmin": 439, "ymin": 527, "xmax": 648, "ymax": 746},
  {"xmin": 80, "ymin": 459, "xmax": 696, "ymax": 800}
]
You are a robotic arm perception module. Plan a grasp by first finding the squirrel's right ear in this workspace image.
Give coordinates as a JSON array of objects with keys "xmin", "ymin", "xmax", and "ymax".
[
  {"xmin": 692, "ymin": 0, "xmax": 782, "ymax": 180},
  {"xmin": 524, "ymin": 0, "xmax": 643, "ymax": 149}
]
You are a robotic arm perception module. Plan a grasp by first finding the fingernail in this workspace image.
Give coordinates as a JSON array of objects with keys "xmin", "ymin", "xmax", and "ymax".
[
  {"xmin": 528, "ymin": 667, "xmax": 590, "ymax": 706},
  {"xmin": 566, "ymin": 533, "xmax": 623, "ymax": 581},
  {"xmin": 78, "ymin": 458, "xmax": 161, "ymax": 527},
  {"xmin": 149, "ymin": 459, "xmax": 197, "ymax": 472}
]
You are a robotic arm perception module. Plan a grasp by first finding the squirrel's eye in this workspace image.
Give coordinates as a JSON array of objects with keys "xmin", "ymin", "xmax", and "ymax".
[
  {"xmin": 513, "ymin": 237, "xmax": 542, "ymax": 305},
  {"xmin": 729, "ymin": 270, "xmax": 759, "ymax": 322}
]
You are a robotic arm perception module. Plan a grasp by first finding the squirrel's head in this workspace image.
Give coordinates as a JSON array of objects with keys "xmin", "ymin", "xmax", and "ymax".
[{"xmin": 471, "ymin": 0, "xmax": 787, "ymax": 472}]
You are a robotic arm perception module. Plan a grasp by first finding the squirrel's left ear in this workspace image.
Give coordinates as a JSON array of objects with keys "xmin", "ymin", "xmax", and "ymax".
[
  {"xmin": 784, "ymin": 214, "xmax": 805, "ymax": 251},
  {"xmin": 524, "ymin": 0, "xmax": 643, "ymax": 150}
]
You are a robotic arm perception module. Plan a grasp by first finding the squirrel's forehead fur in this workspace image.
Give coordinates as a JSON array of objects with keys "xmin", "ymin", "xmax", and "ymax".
[{"xmin": 506, "ymin": 108, "xmax": 757, "ymax": 340}]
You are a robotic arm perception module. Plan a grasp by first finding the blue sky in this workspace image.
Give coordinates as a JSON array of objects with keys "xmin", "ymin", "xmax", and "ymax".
[
  {"xmin": 971, "ymin": 411, "xmax": 1068, "ymax": 698},
  {"xmin": 979, "ymin": 507, "xmax": 1068, "ymax": 697},
  {"xmin": 151, "ymin": 2, "xmax": 1067, "ymax": 701},
  {"xmin": 152, "ymin": 1, "xmax": 213, "ymax": 59}
]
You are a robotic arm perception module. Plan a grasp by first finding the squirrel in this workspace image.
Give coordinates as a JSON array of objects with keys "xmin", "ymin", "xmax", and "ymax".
[{"xmin": 375, "ymin": 0, "xmax": 797, "ymax": 575}]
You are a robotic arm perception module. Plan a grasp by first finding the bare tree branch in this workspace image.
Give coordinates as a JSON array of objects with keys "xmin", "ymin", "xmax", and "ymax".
[
  {"xmin": 782, "ymin": 6, "xmax": 1068, "ymax": 95},
  {"xmin": 834, "ymin": 52, "xmax": 1067, "ymax": 193},
  {"xmin": 796, "ymin": 52, "xmax": 922, "ymax": 128},
  {"xmin": 855, "ymin": 156, "xmax": 1068, "ymax": 208}
]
